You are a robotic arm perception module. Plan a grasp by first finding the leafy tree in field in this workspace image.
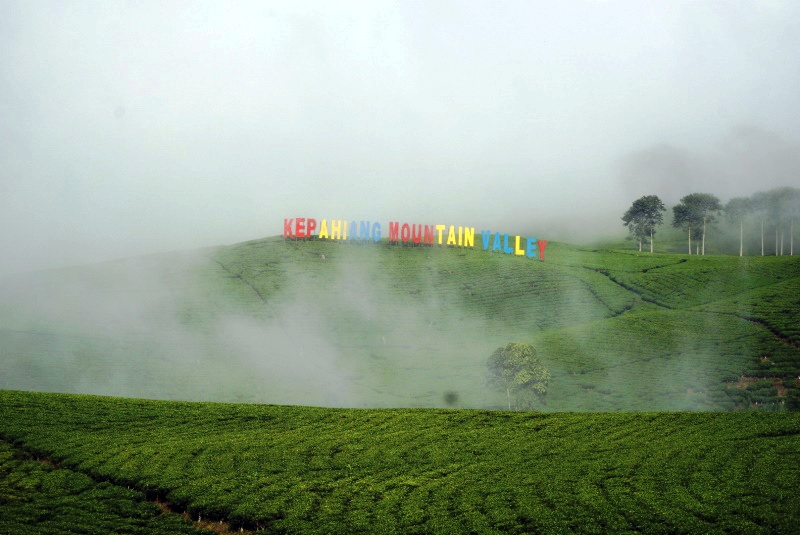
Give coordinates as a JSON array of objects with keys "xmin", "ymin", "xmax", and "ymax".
[
  {"xmin": 672, "ymin": 193, "xmax": 721, "ymax": 255},
  {"xmin": 672, "ymin": 204, "xmax": 702, "ymax": 255},
  {"xmin": 724, "ymin": 197, "xmax": 751, "ymax": 257},
  {"xmin": 487, "ymin": 342, "xmax": 550, "ymax": 410},
  {"xmin": 622, "ymin": 195, "xmax": 666, "ymax": 253}
]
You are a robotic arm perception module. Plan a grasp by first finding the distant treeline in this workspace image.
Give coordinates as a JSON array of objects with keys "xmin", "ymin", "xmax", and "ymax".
[{"xmin": 623, "ymin": 187, "xmax": 800, "ymax": 256}]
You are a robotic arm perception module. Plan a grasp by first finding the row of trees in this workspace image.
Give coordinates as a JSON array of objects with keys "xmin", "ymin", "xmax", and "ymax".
[{"xmin": 622, "ymin": 187, "xmax": 800, "ymax": 256}]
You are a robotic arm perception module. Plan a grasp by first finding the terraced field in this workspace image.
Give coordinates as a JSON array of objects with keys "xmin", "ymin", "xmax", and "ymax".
[
  {"xmin": 1, "ymin": 390, "xmax": 798, "ymax": 534},
  {"xmin": 2, "ymin": 237, "xmax": 799, "ymax": 410}
]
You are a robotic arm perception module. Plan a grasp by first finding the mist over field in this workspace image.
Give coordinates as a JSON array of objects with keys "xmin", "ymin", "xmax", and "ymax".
[
  {"xmin": 0, "ymin": 241, "xmax": 527, "ymax": 407},
  {"xmin": 2, "ymin": 2, "xmax": 800, "ymax": 411}
]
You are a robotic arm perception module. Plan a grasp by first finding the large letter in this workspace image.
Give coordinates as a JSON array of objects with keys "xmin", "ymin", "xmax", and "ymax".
[
  {"xmin": 492, "ymin": 232, "xmax": 502, "ymax": 252},
  {"xmin": 412, "ymin": 224, "xmax": 423, "ymax": 244},
  {"xmin": 296, "ymin": 218, "xmax": 306, "ymax": 238},
  {"xmin": 360, "ymin": 221, "xmax": 371, "ymax": 242},
  {"xmin": 446, "ymin": 226, "xmax": 457, "ymax": 246},
  {"xmin": 307, "ymin": 218, "xmax": 317, "ymax": 238},
  {"xmin": 389, "ymin": 222, "xmax": 399, "ymax": 242},
  {"xmin": 526, "ymin": 237, "xmax": 537, "ymax": 258},
  {"xmin": 318, "ymin": 219, "xmax": 329, "ymax": 239},
  {"xmin": 514, "ymin": 236, "xmax": 525, "ymax": 256},
  {"xmin": 401, "ymin": 223, "xmax": 411, "ymax": 243},
  {"xmin": 372, "ymin": 222, "xmax": 382, "ymax": 242},
  {"xmin": 481, "ymin": 230, "xmax": 492, "ymax": 251},
  {"xmin": 424, "ymin": 225, "xmax": 435, "ymax": 245},
  {"xmin": 331, "ymin": 219, "xmax": 342, "ymax": 240},
  {"xmin": 537, "ymin": 239, "xmax": 548, "ymax": 261},
  {"xmin": 283, "ymin": 218, "xmax": 294, "ymax": 238},
  {"xmin": 503, "ymin": 234, "xmax": 513, "ymax": 254},
  {"xmin": 436, "ymin": 224, "xmax": 446, "ymax": 245},
  {"xmin": 464, "ymin": 227, "xmax": 475, "ymax": 248},
  {"xmin": 349, "ymin": 220, "xmax": 359, "ymax": 241}
]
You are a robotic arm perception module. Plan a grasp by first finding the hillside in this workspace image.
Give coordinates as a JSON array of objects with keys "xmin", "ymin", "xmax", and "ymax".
[
  {"xmin": 1, "ymin": 390, "xmax": 798, "ymax": 534},
  {"xmin": 1, "ymin": 237, "xmax": 800, "ymax": 410}
]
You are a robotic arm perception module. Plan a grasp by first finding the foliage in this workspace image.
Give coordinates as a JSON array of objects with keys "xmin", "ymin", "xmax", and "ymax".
[
  {"xmin": 1, "ymin": 391, "xmax": 799, "ymax": 534},
  {"xmin": 622, "ymin": 195, "xmax": 666, "ymax": 252},
  {"xmin": 486, "ymin": 342, "xmax": 550, "ymax": 410},
  {"xmin": 0, "ymin": 438, "xmax": 208, "ymax": 535},
  {"xmin": 672, "ymin": 193, "xmax": 722, "ymax": 255}
]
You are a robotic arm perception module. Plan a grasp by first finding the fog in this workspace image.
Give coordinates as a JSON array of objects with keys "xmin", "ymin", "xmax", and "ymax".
[
  {"xmin": 2, "ymin": 2, "xmax": 798, "ymax": 410},
  {"xmin": 2, "ymin": 1, "xmax": 800, "ymax": 274}
]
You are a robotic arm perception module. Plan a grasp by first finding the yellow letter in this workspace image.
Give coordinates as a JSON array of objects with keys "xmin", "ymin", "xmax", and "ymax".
[
  {"xmin": 514, "ymin": 236, "xmax": 525, "ymax": 256},
  {"xmin": 435, "ymin": 224, "xmax": 446, "ymax": 245},
  {"xmin": 331, "ymin": 219, "xmax": 342, "ymax": 240},
  {"xmin": 318, "ymin": 219, "xmax": 329, "ymax": 239},
  {"xmin": 446, "ymin": 225, "xmax": 457, "ymax": 245},
  {"xmin": 464, "ymin": 227, "xmax": 475, "ymax": 248}
]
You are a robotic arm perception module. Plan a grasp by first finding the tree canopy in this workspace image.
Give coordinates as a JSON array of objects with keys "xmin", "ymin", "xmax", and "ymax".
[
  {"xmin": 672, "ymin": 193, "xmax": 721, "ymax": 255},
  {"xmin": 622, "ymin": 195, "xmax": 666, "ymax": 253},
  {"xmin": 486, "ymin": 343, "xmax": 550, "ymax": 410}
]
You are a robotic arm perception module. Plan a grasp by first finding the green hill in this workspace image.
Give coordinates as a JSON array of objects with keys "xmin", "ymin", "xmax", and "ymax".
[
  {"xmin": 2, "ymin": 237, "xmax": 799, "ymax": 410},
  {"xmin": 1, "ymin": 390, "xmax": 798, "ymax": 534}
]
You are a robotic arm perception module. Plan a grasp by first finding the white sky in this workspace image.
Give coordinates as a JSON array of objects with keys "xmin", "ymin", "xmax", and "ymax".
[{"xmin": 2, "ymin": 1, "xmax": 799, "ymax": 273}]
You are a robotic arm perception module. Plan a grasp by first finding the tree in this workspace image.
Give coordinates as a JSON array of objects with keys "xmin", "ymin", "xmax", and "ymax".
[
  {"xmin": 672, "ymin": 193, "xmax": 721, "ymax": 255},
  {"xmin": 486, "ymin": 342, "xmax": 550, "ymax": 410},
  {"xmin": 724, "ymin": 197, "xmax": 751, "ymax": 257},
  {"xmin": 622, "ymin": 195, "xmax": 666, "ymax": 253},
  {"xmin": 672, "ymin": 204, "xmax": 701, "ymax": 255}
]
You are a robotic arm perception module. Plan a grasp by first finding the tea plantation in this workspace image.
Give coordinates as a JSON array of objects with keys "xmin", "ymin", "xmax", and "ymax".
[
  {"xmin": 2, "ymin": 237, "xmax": 799, "ymax": 410},
  {"xmin": 1, "ymin": 390, "xmax": 799, "ymax": 534}
]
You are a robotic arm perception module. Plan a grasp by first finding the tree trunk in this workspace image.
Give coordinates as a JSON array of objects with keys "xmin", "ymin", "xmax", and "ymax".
[
  {"xmin": 650, "ymin": 228, "xmax": 654, "ymax": 253},
  {"xmin": 739, "ymin": 219, "xmax": 744, "ymax": 257},
  {"xmin": 702, "ymin": 217, "xmax": 706, "ymax": 255},
  {"xmin": 761, "ymin": 219, "xmax": 764, "ymax": 256},
  {"xmin": 639, "ymin": 239, "xmax": 642, "ymax": 252},
  {"xmin": 775, "ymin": 226, "xmax": 779, "ymax": 256},
  {"xmin": 506, "ymin": 387, "xmax": 511, "ymax": 410},
  {"xmin": 688, "ymin": 228, "xmax": 692, "ymax": 255},
  {"xmin": 792, "ymin": 219, "xmax": 794, "ymax": 256}
]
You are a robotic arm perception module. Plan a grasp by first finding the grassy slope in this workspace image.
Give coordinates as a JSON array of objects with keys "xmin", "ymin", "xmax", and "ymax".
[
  {"xmin": 1, "ymin": 390, "xmax": 799, "ymax": 534},
  {"xmin": 1, "ymin": 237, "xmax": 799, "ymax": 410}
]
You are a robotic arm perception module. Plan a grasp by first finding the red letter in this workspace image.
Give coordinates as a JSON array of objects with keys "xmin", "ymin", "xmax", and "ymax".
[
  {"xmin": 296, "ymin": 217, "xmax": 306, "ymax": 238},
  {"xmin": 537, "ymin": 239, "xmax": 548, "ymax": 261},
  {"xmin": 424, "ymin": 225, "xmax": 435, "ymax": 245},
  {"xmin": 401, "ymin": 223, "xmax": 411, "ymax": 243},
  {"xmin": 307, "ymin": 218, "xmax": 317, "ymax": 237},
  {"xmin": 389, "ymin": 221, "xmax": 399, "ymax": 242},
  {"xmin": 283, "ymin": 218, "xmax": 294, "ymax": 238}
]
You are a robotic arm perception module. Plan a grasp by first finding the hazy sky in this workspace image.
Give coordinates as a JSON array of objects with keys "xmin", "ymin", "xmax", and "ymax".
[{"xmin": 2, "ymin": 1, "xmax": 799, "ymax": 274}]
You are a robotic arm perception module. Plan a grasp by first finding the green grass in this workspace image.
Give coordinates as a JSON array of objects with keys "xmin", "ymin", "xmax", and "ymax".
[
  {"xmin": 1, "ymin": 237, "xmax": 799, "ymax": 410},
  {"xmin": 1, "ymin": 390, "xmax": 799, "ymax": 533}
]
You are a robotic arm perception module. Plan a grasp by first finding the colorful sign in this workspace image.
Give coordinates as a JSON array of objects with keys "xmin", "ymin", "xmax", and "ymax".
[{"xmin": 283, "ymin": 218, "xmax": 547, "ymax": 260}]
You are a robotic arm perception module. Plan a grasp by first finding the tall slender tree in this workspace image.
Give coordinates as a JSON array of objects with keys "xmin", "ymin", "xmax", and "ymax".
[
  {"xmin": 672, "ymin": 204, "xmax": 700, "ymax": 255},
  {"xmin": 622, "ymin": 195, "xmax": 666, "ymax": 253},
  {"xmin": 724, "ymin": 197, "xmax": 751, "ymax": 257}
]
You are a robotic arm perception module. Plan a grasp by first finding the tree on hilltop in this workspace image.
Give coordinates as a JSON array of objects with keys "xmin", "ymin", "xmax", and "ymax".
[
  {"xmin": 672, "ymin": 193, "xmax": 721, "ymax": 255},
  {"xmin": 487, "ymin": 343, "xmax": 550, "ymax": 410},
  {"xmin": 622, "ymin": 195, "xmax": 666, "ymax": 253}
]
